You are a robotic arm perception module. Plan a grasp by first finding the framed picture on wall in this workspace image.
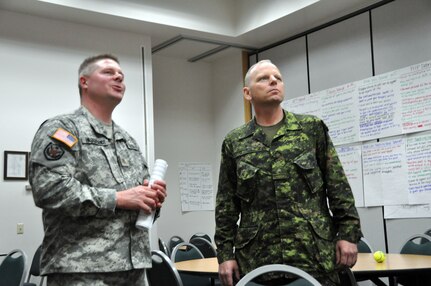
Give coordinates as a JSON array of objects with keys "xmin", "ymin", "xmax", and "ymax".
[{"xmin": 3, "ymin": 151, "xmax": 29, "ymax": 180}]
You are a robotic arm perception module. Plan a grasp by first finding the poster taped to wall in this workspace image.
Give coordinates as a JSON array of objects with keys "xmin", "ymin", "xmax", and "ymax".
[{"xmin": 179, "ymin": 162, "xmax": 214, "ymax": 211}]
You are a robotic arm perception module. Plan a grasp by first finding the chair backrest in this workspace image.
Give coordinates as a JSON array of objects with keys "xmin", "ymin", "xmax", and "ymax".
[
  {"xmin": 147, "ymin": 250, "xmax": 183, "ymax": 286},
  {"xmin": 189, "ymin": 237, "xmax": 217, "ymax": 258},
  {"xmin": 190, "ymin": 232, "xmax": 212, "ymax": 243},
  {"xmin": 399, "ymin": 234, "xmax": 431, "ymax": 255},
  {"xmin": 170, "ymin": 242, "xmax": 211, "ymax": 286},
  {"xmin": 159, "ymin": 238, "xmax": 170, "ymax": 257},
  {"xmin": 0, "ymin": 249, "xmax": 27, "ymax": 286},
  {"xmin": 170, "ymin": 242, "xmax": 204, "ymax": 262},
  {"xmin": 357, "ymin": 237, "xmax": 373, "ymax": 253},
  {"xmin": 421, "ymin": 229, "xmax": 431, "ymax": 244},
  {"xmin": 338, "ymin": 268, "xmax": 358, "ymax": 286},
  {"xmin": 236, "ymin": 264, "xmax": 322, "ymax": 286},
  {"xmin": 26, "ymin": 245, "xmax": 45, "ymax": 286},
  {"xmin": 168, "ymin": 235, "xmax": 185, "ymax": 254}
]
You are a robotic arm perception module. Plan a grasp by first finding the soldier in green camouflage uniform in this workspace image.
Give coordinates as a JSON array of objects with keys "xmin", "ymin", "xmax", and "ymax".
[
  {"xmin": 215, "ymin": 60, "xmax": 362, "ymax": 286},
  {"xmin": 29, "ymin": 54, "xmax": 167, "ymax": 286}
]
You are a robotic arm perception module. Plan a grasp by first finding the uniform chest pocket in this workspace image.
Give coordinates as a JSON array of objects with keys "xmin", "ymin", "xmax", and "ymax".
[
  {"xmin": 235, "ymin": 161, "xmax": 259, "ymax": 203},
  {"xmin": 293, "ymin": 151, "xmax": 323, "ymax": 193},
  {"xmin": 79, "ymin": 137, "xmax": 126, "ymax": 185},
  {"xmin": 115, "ymin": 140, "xmax": 140, "ymax": 168}
]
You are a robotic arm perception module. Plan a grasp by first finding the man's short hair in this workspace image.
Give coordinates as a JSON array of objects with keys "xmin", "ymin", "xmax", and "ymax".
[
  {"xmin": 244, "ymin": 59, "xmax": 273, "ymax": 87},
  {"xmin": 78, "ymin": 54, "xmax": 120, "ymax": 96}
]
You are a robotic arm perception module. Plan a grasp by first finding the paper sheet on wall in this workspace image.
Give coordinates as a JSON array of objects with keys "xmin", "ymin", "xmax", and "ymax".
[
  {"xmin": 406, "ymin": 132, "xmax": 431, "ymax": 204},
  {"xmin": 321, "ymin": 83, "xmax": 360, "ymax": 145},
  {"xmin": 362, "ymin": 137, "xmax": 409, "ymax": 207},
  {"xmin": 384, "ymin": 204, "xmax": 431, "ymax": 219},
  {"xmin": 282, "ymin": 91, "xmax": 322, "ymax": 117},
  {"xmin": 399, "ymin": 62, "xmax": 431, "ymax": 133},
  {"xmin": 336, "ymin": 144, "xmax": 364, "ymax": 207},
  {"xmin": 179, "ymin": 162, "xmax": 214, "ymax": 211},
  {"xmin": 357, "ymin": 71, "xmax": 402, "ymax": 141}
]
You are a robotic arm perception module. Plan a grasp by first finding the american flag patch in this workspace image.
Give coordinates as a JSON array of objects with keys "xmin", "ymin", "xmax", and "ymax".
[{"xmin": 51, "ymin": 128, "xmax": 78, "ymax": 148}]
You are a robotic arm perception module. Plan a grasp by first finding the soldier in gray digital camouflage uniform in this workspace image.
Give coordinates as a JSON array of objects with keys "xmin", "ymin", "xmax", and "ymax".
[
  {"xmin": 215, "ymin": 60, "xmax": 362, "ymax": 286},
  {"xmin": 29, "ymin": 54, "xmax": 167, "ymax": 286}
]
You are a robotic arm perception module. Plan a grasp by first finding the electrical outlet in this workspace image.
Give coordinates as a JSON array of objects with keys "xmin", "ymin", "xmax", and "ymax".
[{"xmin": 17, "ymin": 223, "xmax": 24, "ymax": 235}]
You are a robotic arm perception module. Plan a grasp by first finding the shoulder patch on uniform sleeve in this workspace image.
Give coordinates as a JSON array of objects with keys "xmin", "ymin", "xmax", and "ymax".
[
  {"xmin": 44, "ymin": 143, "xmax": 65, "ymax": 161},
  {"xmin": 51, "ymin": 128, "xmax": 78, "ymax": 148}
]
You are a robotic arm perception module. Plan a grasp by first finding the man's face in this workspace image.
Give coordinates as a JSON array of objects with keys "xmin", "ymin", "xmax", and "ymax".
[
  {"xmin": 244, "ymin": 62, "xmax": 284, "ymax": 107},
  {"xmin": 82, "ymin": 59, "xmax": 126, "ymax": 104}
]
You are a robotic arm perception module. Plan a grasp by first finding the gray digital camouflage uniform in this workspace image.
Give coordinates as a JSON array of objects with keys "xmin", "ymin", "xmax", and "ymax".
[
  {"xmin": 29, "ymin": 106, "xmax": 151, "ymax": 277},
  {"xmin": 215, "ymin": 111, "xmax": 362, "ymax": 285}
]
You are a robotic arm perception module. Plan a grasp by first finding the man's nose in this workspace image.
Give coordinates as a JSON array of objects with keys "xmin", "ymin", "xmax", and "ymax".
[
  {"xmin": 114, "ymin": 72, "xmax": 124, "ymax": 82},
  {"xmin": 269, "ymin": 75, "xmax": 278, "ymax": 84}
]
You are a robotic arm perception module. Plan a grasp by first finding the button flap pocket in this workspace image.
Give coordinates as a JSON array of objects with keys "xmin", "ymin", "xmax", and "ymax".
[
  {"xmin": 125, "ymin": 140, "xmax": 139, "ymax": 150},
  {"xmin": 235, "ymin": 161, "xmax": 258, "ymax": 203},
  {"xmin": 237, "ymin": 161, "xmax": 259, "ymax": 181},
  {"xmin": 293, "ymin": 151, "xmax": 318, "ymax": 170}
]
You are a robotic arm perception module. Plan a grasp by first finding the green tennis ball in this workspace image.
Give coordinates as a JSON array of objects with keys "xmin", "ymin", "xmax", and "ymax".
[{"xmin": 373, "ymin": 251, "xmax": 386, "ymax": 263}]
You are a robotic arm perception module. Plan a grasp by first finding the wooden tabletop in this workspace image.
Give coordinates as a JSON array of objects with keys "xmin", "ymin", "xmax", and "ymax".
[
  {"xmin": 353, "ymin": 253, "xmax": 431, "ymax": 274},
  {"xmin": 175, "ymin": 257, "xmax": 218, "ymax": 276},
  {"xmin": 174, "ymin": 253, "xmax": 431, "ymax": 277}
]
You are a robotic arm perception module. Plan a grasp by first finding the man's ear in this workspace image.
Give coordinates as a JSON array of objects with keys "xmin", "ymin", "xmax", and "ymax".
[
  {"xmin": 243, "ymin": 86, "xmax": 252, "ymax": 101},
  {"xmin": 79, "ymin": 76, "xmax": 88, "ymax": 88}
]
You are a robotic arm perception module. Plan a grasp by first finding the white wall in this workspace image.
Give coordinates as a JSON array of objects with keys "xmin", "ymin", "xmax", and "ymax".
[
  {"xmin": 152, "ymin": 55, "xmax": 215, "ymax": 243},
  {"xmin": 259, "ymin": 38, "xmax": 308, "ymax": 99},
  {"xmin": 0, "ymin": 9, "xmax": 154, "ymax": 263},
  {"xmin": 152, "ymin": 51, "xmax": 244, "ymax": 244},
  {"xmin": 211, "ymin": 51, "xmax": 245, "ymax": 167}
]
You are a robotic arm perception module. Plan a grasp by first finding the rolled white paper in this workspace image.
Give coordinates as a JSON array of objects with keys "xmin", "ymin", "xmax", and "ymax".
[{"xmin": 135, "ymin": 159, "xmax": 168, "ymax": 230}]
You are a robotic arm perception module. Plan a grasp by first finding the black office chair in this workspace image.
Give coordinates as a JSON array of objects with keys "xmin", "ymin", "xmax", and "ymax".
[
  {"xmin": 147, "ymin": 250, "xmax": 183, "ymax": 286},
  {"xmin": 357, "ymin": 237, "xmax": 373, "ymax": 253},
  {"xmin": 190, "ymin": 232, "xmax": 212, "ymax": 243},
  {"xmin": 394, "ymin": 234, "xmax": 431, "ymax": 286},
  {"xmin": 168, "ymin": 235, "xmax": 185, "ymax": 255},
  {"xmin": 399, "ymin": 234, "xmax": 431, "ymax": 255},
  {"xmin": 23, "ymin": 245, "xmax": 44, "ymax": 286},
  {"xmin": 171, "ymin": 242, "xmax": 211, "ymax": 286},
  {"xmin": 235, "ymin": 264, "xmax": 321, "ymax": 286},
  {"xmin": 421, "ymin": 228, "xmax": 431, "ymax": 244},
  {"xmin": 0, "ymin": 249, "xmax": 27, "ymax": 286},
  {"xmin": 158, "ymin": 238, "xmax": 171, "ymax": 257},
  {"xmin": 189, "ymin": 237, "xmax": 217, "ymax": 258}
]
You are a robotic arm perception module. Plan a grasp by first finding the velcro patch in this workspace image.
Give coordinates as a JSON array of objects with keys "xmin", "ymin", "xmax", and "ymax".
[
  {"xmin": 44, "ymin": 143, "xmax": 65, "ymax": 161},
  {"xmin": 51, "ymin": 128, "xmax": 78, "ymax": 148}
]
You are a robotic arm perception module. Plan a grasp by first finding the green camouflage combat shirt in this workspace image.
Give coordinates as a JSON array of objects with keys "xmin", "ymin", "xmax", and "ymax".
[
  {"xmin": 29, "ymin": 106, "xmax": 151, "ymax": 275},
  {"xmin": 215, "ymin": 111, "xmax": 362, "ymax": 279}
]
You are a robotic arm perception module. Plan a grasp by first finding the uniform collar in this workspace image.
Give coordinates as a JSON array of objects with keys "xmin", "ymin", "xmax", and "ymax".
[
  {"xmin": 240, "ymin": 110, "xmax": 302, "ymax": 142},
  {"xmin": 78, "ymin": 106, "xmax": 116, "ymax": 140}
]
